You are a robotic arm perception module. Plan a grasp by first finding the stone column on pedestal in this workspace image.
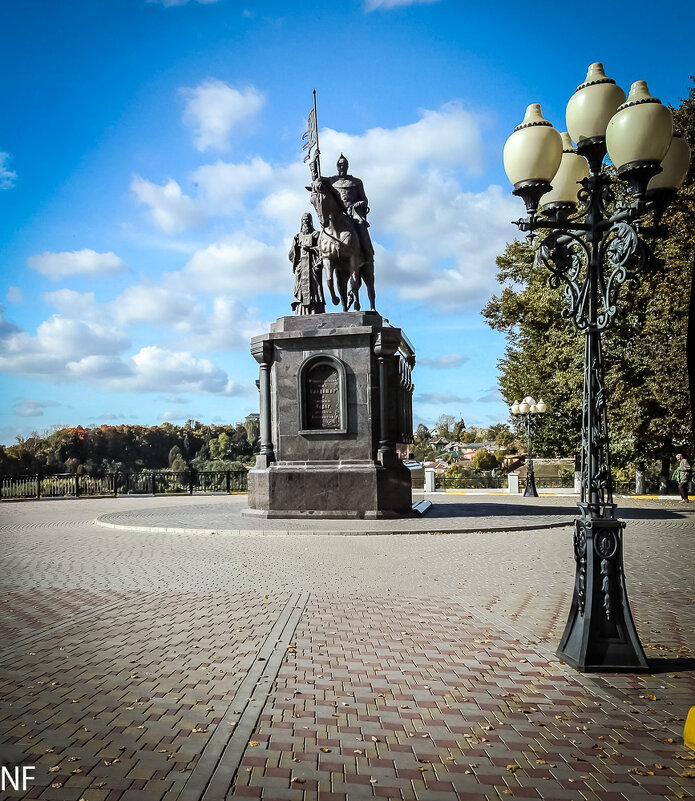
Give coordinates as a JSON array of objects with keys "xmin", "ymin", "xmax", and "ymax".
[
  {"xmin": 251, "ymin": 340, "xmax": 275, "ymax": 469},
  {"xmin": 374, "ymin": 329, "xmax": 401, "ymax": 468}
]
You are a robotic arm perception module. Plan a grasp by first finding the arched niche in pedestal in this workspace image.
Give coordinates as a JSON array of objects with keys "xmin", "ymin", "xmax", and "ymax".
[{"xmin": 297, "ymin": 354, "xmax": 348, "ymax": 435}]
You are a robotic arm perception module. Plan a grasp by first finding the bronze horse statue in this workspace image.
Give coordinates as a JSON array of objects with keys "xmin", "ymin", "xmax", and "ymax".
[{"xmin": 308, "ymin": 177, "xmax": 375, "ymax": 312}]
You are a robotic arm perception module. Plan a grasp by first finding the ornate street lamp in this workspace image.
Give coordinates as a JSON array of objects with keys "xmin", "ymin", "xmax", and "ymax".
[
  {"xmin": 511, "ymin": 396, "xmax": 547, "ymax": 497},
  {"xmin": 503, "ymin": 63, "xmax": 691, "ymax": 672}
]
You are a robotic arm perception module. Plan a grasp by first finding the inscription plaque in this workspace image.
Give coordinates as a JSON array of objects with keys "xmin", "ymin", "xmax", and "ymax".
[{"xmin": 306, "ymin": 363, "xmax": 340, "ymax": 429}]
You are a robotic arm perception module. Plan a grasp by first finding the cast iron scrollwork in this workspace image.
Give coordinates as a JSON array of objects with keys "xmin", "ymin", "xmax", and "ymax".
[
  {"xmin": 534, "ymin": 231, "xmax": 589, "ymax": 329},
  {"xmin": 595, "ymin": 222, "xmax": 642, "ymax": 330},
  {"xmin": 535, "ymin": 219, "xmax": 645, "ymax": 335},
  {"xmin": 600, "ymin": 558, "xmax": 612, "ymax": 621},
  {"xmin": 573, "ymin": 524, "xmax": 587, "ymax": 615}
]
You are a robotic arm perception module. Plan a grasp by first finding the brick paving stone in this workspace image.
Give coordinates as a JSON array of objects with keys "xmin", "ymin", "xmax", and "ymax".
[
  {"xmin": 1, "ymin": 495, "xmax": 694, "ymax": 801},
  {"xmin": 226, "ymin": 593, "xmax": 695, "ymax": 800}
]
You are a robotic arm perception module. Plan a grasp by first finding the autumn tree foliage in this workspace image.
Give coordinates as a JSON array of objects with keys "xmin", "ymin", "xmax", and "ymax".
[{"xmin": 0, "ymin": 420, "xmax": 259, "ymax": 476}]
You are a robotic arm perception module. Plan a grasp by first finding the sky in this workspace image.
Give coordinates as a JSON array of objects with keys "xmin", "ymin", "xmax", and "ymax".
[{"xmin": 1, "ymin": 0, "xmax": 693, "ymax": 446}]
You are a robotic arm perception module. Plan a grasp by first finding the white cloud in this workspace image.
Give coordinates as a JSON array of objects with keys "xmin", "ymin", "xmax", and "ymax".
[
  {"xmin": 156, "ymin": 394, "xmax": 189, "ymax": 405},
  {"xmin": 131, "ymin": 176, "xmax": 201, "ymax": 233},
  {"xmin": 5, "ymin": 286, "xmax": 22, "ymax": 303},
  {"xmin": 88, "ymin": 412, "xmax": 127, "ymax": 421},
  {"xmin": 109, "ymin": 281, "xmax": 266, "ymax": 351},
  {"xmin": 158, "ymin": 409, "xmax": 199, "ymax": 422},
  {"xmin": 124, "ymin": 346, "xmax": 240, "ymax": 394},
  {"xmin": 177, "ymin": 295, "xmax": 267, "ymax": 351},
  {"xmin": 27, "ymin": 249, "xmax": 129, "ymax": 280},
  {"xmin": 419, "ymin": 353, "xmax": 468, "ymax": 370},
  {"xmin": 112, "ymin": 284, "xmax": 199, "ymax": 326},
  {"xmin": 415, "ymin": 392, "xmax": 472, "ymax": 405},
  {"xmin": 0, "ymin": 314, "xmax": 130, "ymax": 377},
  {"xmin": 182, "ymin": 234, "xmax": 288, "ymax": 296},
  {"xmin": 12, "ymin": 398, "xmax": 59, "ymax": 418},
  {"xmin": 0, "ymin": 304, "xmax": 250, "ymax": 397},
  {"xmin": 0, "ymin": 151, "xmax": 17, "ymax": 189},
  {"xmin": 66, "ymin": 355, "xmax": 133, "ymax": 381},
  {"xmin": 0, "ymin": 306, "xmax": 22, "ymax": 338},
  {"xmin": 2, "ymin": 101, "xmax": 523, "ymax": 414},
  {"xmin": 192, "ymin": 157, "xmax": 274, "ymax": 213},
  {"xmin": 43, "ymin": 289, "xmax": 99, "ymax": 319},
  {"xmin": 181, "ymin": 80, "xmax": 264, "ymax": 152},
  {"xmin": 478, "ymin": 387, "xmax": 504, "ymax": 403}
]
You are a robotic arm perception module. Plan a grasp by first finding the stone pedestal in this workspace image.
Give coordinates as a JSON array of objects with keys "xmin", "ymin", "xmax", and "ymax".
[{"xmin": 243, "ymin": 312, "xmax": 415, "ymax": 519}]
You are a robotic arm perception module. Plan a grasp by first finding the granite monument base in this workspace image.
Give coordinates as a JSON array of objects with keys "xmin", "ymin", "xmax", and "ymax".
[
  {"xmin": 242, "ymin": 311, "xmax": 415, "ymax": 520},
  {"xmin": 244, "ymin": 459, "xmax": 413, "ymax": 519}
]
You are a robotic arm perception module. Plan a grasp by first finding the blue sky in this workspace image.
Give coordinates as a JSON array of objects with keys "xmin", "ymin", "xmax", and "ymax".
[{"xmin": 1, "ymin": 0, "xmax": 693, "ymax": 446}]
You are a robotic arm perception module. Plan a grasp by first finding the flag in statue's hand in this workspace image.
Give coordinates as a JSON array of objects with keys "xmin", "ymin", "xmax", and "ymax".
[{"xmin": 302, "ymin": 107, "xmax": 317, "ymax": 162}]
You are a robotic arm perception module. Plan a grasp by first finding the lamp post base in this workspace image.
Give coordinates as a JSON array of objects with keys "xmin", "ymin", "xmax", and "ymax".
[
  {"xmin": 556, "ymin": 508, "xmax": 649, "ymax": 672},
  {"xmin": 524, "ymin": 469, "xmax": 539, "ymax": 497}
]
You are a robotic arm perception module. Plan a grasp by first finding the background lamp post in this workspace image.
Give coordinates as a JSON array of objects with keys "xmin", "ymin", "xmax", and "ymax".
[
  {"xmin": 511, "ymin": 396, "xmax": 546, "ymax": 497},
  {"xmin": 503, "ymin": 62, "xmax": 691, "ymax": 673}
]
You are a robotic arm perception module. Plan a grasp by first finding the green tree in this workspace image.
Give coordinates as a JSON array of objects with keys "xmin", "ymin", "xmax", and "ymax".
[
  {"xmin": 445, "ymin": 463, "xmax": 466, "ymax": 479},
  {"xmin": 170, "ymin": 453, "xmax": 188, "ymax": 472},
  {"xmin": 435, "ymin": 414, "xmax": 456, "ymax": 438},
  {"xmin": 451, "ymin": 418, "xmax": 466, "ymax": 442},
  {"xmin": 244, "ymin": 416, "xmax": 260, "ymax": 447},
  {"xmin": 168, "ymin": 445, "xmax": 184, "ymax": 468},
  {"xmin": 495, "ymin": 427, "xmax": 517, "ymax": 451},
  {"xmin": 209, "ymin": 433, "xmax": 230, "ymax": 461},
  {"xmin": 414, "ymin": 423, "xmax": 430, "ymax": 443},
  {"xmin": 471, "ymin": 447, "xmax": 498, "ymax": 471}
]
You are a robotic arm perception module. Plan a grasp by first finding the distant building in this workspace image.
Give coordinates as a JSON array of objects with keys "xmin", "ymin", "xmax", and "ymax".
[{"xmin": 422, "ymin": 458, "xmax": 450, "ymax": 474}]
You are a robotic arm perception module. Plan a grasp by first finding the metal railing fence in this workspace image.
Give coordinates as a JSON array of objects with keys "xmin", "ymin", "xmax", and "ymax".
[
  {"xmin": 435, "ymin": 475, "xmax": 508, "ymax": 490},
  {"xmin": 0, "ymin": 470, "xmax": 248, "ymax": 501},
  {"xmin": 519, "ymin": 475, "xmax": 575, "ymax": 489}
]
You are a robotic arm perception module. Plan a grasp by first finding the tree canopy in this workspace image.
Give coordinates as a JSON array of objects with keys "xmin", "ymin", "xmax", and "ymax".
[{"xmin": 0, "ymin": 420, "xmax": 260, "ymax": 477}]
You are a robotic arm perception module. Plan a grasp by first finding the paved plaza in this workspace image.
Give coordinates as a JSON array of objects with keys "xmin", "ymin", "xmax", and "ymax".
[{"xmin": 1, "ymin": 493, "xmax": 694, "ymax": 801}]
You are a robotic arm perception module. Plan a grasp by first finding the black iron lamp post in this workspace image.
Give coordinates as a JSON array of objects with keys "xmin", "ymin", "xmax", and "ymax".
[
  {"xmin": 511, "ymin": 396, "xmax": 546, "ymax": 497},
  {"xmin": 503, "ymin": 63, "xmax": 691, "ymax": 672}
]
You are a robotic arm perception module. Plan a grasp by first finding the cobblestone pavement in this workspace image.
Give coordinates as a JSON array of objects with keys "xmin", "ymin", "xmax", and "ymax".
[{"xmin": 0, "ymin": 495, "xmax": 694, "ymax": 801}]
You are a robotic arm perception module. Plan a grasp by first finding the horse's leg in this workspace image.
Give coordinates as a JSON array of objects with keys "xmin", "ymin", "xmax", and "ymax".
[
  {"xmin": 338, "ymin": 271, "xmax": 349, "ymax": 311},
  {"xmin": 363, "ymin": 260, "xmax": 376, "ymax": 311},
  {"xmin": 348, "ymin": 255, "xmax": 361, "ymax": 312},
  {"xmin": 325, "ymin": 258, "xmax": 340, "ymax": 306}
]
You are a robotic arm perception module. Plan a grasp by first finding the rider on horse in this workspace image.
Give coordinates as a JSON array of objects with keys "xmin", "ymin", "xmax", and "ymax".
[
  {"xmin": 327, "ymin": 154, "xmax": 375, "ymax": 268},
  {"xmin": 309, "ymin": 153, "xmax": 377, "ymax": 312}
]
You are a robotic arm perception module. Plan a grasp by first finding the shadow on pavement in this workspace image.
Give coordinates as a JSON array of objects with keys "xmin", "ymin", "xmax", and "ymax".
[
  {"xmin": 426, "ymin": 499, "xmax": 695, "ymax": 522},
  {"xmin": 647, "ymin": 656, "xmax": 695, "ymax": 674},
  {"xmin": 426, "ymin": 502, "xmax": 575, "ymax": 519},
  {"xmin": 618, "ymin": 505, "xmax": 695, "ymax": 520}
]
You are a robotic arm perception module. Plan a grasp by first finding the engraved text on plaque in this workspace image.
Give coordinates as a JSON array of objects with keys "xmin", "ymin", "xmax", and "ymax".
[{"xmin": 306, "ymin": 363, "xmax": 340, "ymax": 429}]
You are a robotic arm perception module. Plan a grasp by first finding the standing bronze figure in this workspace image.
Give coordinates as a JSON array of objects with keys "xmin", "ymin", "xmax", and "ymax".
[{"xmin": 289, "ymin": 213, "xmax": 325, "ymax": 315}]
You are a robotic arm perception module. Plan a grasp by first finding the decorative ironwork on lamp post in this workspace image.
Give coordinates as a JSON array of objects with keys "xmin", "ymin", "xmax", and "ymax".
[
  {"xmin": 503, "ymin": 62, "xmax": 691, "ymax": 672},
  {"xmin": 511, "ymin": 396, "xmax": 546, "ymax": 497}
]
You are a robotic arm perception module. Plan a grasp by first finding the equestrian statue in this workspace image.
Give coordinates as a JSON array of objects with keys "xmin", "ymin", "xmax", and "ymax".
[{"xmin": 293, "ymin": 90, "xmax": 376, "ymax": 314}]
